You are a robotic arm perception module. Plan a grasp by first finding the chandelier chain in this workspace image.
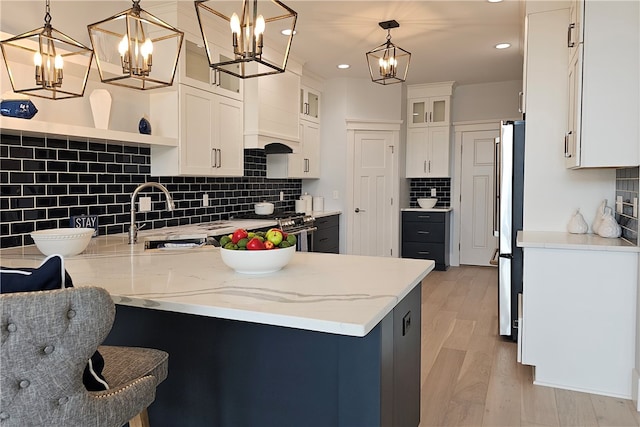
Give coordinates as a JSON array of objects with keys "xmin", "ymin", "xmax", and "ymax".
[{"xmin": 44, "ymin": 0, "xmax": 52, "ymax": 26}]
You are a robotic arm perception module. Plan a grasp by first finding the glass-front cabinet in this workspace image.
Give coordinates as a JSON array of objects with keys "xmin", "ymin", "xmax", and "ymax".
[
  {"xmin": 408, "ymin": 96, "xmax": 450, "ymax": 128},
  {"xmin": 180, "ymin": 38, "xmax": 243, "ymax": 101},
  {"xmin": 300, "ymin": 85, "xmax": 320, "ymax": 123}
]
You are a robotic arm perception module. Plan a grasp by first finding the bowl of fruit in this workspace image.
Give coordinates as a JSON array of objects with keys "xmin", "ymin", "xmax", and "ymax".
[{"xmin": 219, "ymin": 228, "xmax": 297, "ymax": 274}]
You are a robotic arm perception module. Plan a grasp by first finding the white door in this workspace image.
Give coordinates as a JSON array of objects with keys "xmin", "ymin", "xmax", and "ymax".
[
  {"xmin": 460, "ymin": 129, "xmax": 499, "ymax": 266},
  {"xmin": 352, "ymin": 131, "xmax": 395, "ymax": 257}
]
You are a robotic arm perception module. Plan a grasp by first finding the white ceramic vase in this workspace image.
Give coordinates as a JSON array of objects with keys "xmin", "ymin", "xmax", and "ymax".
[{"xmin": 89, "ymin": 89, "xmax": 112, "ymax": 130}]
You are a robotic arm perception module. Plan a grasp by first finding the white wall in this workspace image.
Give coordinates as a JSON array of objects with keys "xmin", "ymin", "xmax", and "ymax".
[
  {"xmin": 303, "ymin": 78, "xmax": 402, "ymax": 253},
  {"xmin": 452, "ymin": 80, "xmax": 523, "ymax": 123}
]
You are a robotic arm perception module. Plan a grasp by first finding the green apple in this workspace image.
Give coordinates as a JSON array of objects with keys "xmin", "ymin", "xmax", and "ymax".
[{"xmin": 265, "ymin": 228, "xmax": 284, "ymax": 246}]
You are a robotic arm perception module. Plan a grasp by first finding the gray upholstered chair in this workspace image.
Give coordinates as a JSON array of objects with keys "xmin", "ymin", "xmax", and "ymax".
[{"xmin": 0, "ymin": 286, "xmax": 168, "ymax": 427}]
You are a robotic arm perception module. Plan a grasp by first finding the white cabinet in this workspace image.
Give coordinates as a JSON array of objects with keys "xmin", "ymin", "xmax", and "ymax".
[
  {"xmin": 405, "ymin": 127, "xmax": 450, "ymax": 178},
  {"xmin": 565, "ymin": 0, "xmax": 639, "ymax": 168},
  {"xmin": 519, "ymin": 241, "xmax": 637, "ymax": 398},
  {"xmin": 405, "ymin": 82, "xmax": 453, "ymax": 178},
  {"xmin": 150, "ymin": 84, "xmax": 243, "ymax": 177},
  {"xmin": 407, "ymin": 96, "xmax": 450, "ymax": 128},
  {"xmin": 180, "ymin": 38, "xmax": 243, "ymax": 101},
  {"xmin": 299, "ymin": 85, "xmax": 320, "ymax": 123},
  {"xmin": 267, "ymin": 120, "xmax": 320, "ymax": 179},
  {"xmin": 244, "ymin": 70, "xmax": 301, "ymax": 149}
]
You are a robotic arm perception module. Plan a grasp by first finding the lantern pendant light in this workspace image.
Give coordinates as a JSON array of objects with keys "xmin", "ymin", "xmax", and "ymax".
[
  {"xmin": 366, "ymin": 20, "xmax": 411, "ymax": 85},
  {"xmin": 0, "ymin": 0, "xmax": 93, "ymax": 100},
  {"xmin": 195, "ymin": 0, "xmax": 297, "ymax": 79},
  {"xmin": 88, "ymin": 0, "xmax": 184, "ymax": 90}
]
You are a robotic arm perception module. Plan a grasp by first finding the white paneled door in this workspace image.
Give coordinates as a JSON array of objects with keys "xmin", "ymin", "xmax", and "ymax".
[
  {"xmin": 460, "ymin": 129, "xmax": 499, "ymax": 266},
  {"xmin": 351, "ymin": 131, "xmax": 396, "ymax": 257}
]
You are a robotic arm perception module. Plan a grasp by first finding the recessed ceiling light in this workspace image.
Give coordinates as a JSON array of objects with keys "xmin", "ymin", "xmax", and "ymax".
[
  {"xmin": 337, "ymin": 64, "xmax": 350, "ymax": 69},
  {"xmin": 495, "ymin": 43, "xmax": 511, "ymax": 49},
  {"xmin": 488, "ymin": 0, "xmax": 503, "ymax": 3},
  {"xmin": 281, "ymin": 29, "xmax": 297, "ymax": 36}
]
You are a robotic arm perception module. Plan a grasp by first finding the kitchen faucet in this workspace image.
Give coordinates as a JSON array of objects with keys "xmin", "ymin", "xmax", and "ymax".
[{"xmin": 129, "ymin": 182, "xmax": 175, "ymax": 244}]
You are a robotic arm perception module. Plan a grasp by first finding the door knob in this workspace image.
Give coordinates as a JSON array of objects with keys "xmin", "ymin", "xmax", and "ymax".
[{"xmin": 355, "ymin": 208, "xmax": 366, "ymax": 213}]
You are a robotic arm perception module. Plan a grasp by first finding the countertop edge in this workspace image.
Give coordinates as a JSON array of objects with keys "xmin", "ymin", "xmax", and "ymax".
[
  {"xmin": 401, "ymin": 208, "xmax": 453, "ymax": 212},
  {"xmin": 517, "ymin": 231, "xmax": 640, "ymax": 252}
]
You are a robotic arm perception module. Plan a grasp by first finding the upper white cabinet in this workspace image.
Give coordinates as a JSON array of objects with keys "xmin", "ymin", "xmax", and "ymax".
[
  {"xmin": 300, "ymin": 85, "xmax": 320, "ymax": 123},
  {"xmin": 564, "ymin": 0, "xmax": 639, "ymax": 168},
  {"xmin": 150, "ymin": 84, "xmax": 243, "ymax": 177},
  {"xmin": 180, "ymin": 38, "xmax": 243, "ymax": 101},
  {"xmin": 408, "ymin": 96, "xmax": 450, "ymax": 128},
  {"xmin": 405, "ymin": 82, "xmax": 454, "ymax": 178},
  {"xmin": 244, "ymin": 69, "xmax": 301, "ymax": 149}
]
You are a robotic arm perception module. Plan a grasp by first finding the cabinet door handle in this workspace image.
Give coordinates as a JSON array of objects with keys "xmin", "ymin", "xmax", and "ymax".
[
  {"xmin": 423, "ymin": 160, "xmax": 427, "ymax": 173},
  {"xmin": 429, "ymin": 111, "xmax": 432, "ymax": 123},
  {"xmin": 428, "ymin": 160, "xmax": 431, "ymax": 173},
  {"xmin": 518, "ymin": 91, "xmax": 524, "ymax": 113},
  {"xmin": 211, "ymin": 149, "xmax": 216, "ymax": 168},
  {"xmin": 418, "ymin": 231, "xmax": 431, "ymax": 234},
  {"xmin": 217, "ymin": 149, "xmax": 222, "ymax": 168},
  {"xmin": 564, "ymin": 131, "xmax": 573, "ymax": 158},
  {"xmin": 567, "ymin": 23, "xmax": 576, "ymax": 48}
]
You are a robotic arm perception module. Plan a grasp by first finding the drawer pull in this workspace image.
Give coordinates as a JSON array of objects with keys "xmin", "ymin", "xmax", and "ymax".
[
  {"xmin": 417, "ymin": 215, "xmax": 431, "ymax": 219},
  {"xmin": 418, "ymin": 231, "xmax": 431, "ymax": 234},
  {"xmin": 418, "ymin": 251, "xmax": 430, "ymax": 255}
]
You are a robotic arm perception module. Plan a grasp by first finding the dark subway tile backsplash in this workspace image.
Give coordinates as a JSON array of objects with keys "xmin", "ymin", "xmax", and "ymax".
[
  {"xmin": 1, "ymin": 133, "xmax": 302, "ymax": 248},
  {"xmin": 409, "ymin": 178, "xmax": 452, "ymax": 208}
]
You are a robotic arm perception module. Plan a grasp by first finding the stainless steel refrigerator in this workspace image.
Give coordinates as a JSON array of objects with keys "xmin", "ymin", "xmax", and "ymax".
[{"xmin": 494, "ymin": 120, "xmax": 525, "ymax": 341}]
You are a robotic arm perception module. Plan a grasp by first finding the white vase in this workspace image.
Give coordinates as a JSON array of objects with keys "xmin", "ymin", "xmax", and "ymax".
[{"xmin": 89, "ymin": 89, "xmax": 112, "ymax": 130}]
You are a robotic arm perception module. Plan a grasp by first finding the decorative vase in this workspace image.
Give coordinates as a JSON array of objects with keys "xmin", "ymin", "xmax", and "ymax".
[
  {"xmin": 567, "ymin": 209, "xmax": 588, "ymax": 234},
  {"xmin": 138, "ymin": 116, "xmax": 151, "ymax": 135},
  {"xmin": 89, "ymin": 89, "xmax": 112, "ymax": 130}
]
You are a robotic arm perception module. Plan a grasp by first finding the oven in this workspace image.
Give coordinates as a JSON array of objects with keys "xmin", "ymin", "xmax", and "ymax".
[{"xmin": 233, "ymin": 211, "xmax": 317, "ymax": 252}]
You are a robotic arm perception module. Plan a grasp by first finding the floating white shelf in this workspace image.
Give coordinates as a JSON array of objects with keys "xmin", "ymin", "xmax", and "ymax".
[{"xmin": 0, "ymin": 116, "xmax": 178, "ymax": 147}]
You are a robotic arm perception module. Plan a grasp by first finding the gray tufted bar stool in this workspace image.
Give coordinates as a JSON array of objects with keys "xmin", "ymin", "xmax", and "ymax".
[{"xmin": 0, "ymin": 286, "xmax": 168, "ymax": 427}]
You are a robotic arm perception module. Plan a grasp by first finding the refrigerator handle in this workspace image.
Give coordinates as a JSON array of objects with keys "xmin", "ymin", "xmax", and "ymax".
[{"xmin": 493, "ymin": 136, "xmax": 501, "ymax": 237}]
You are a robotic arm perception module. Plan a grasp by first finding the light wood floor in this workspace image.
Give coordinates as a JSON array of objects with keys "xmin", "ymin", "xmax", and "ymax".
[{"xmin": 419, "ymin": 265, "xmax": 640, "ymax": 427}]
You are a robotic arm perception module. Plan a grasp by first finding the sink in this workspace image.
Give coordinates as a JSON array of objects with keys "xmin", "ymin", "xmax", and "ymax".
[{"xmin": 143, "ymin": 234, "xmax": 217, "ymax": 250}]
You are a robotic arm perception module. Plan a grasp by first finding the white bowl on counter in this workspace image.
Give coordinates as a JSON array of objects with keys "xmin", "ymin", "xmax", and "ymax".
[
  {"xmin": 220, "ymin": 245, "xmax": 295, "ymax": 274},
  {"xmin": 30, "ymin": 228, "xmax": 94, "ymax": 257},
  {"xmin": 417, "ymin": 198, "xmax": 437, "ymax": 209}
]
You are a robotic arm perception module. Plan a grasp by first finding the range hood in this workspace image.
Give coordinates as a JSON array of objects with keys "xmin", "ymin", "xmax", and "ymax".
[
  {"xmin": 244, "ymin": 129, "xmax": 299, "ymax": 152},
  {"xmin": 263, "ymin": 143, "xmax": 293, "ymax": 155}
]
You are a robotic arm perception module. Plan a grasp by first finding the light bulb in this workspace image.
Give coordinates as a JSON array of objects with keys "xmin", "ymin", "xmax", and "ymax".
[
  {"xmin": 54, "ymin": 54, "xmax": 63, "ymax": 70},
  {"xmin": 230, "ymin": 13, "xmax": 241, "ymax": 34},
  {"xmin": 141, "ymin": 38, "xmax": 153, "ymax": 58},
  {"xmin": 33, "ymin": 51, "xmax": 42, "ymax": 67},
  {"xmin": 118, "ymin": 35, "xmax": 129, "ymax": 56},
  {"xmin": 255, "ymin": 15, "xmax": 265, "ymax": 37}
]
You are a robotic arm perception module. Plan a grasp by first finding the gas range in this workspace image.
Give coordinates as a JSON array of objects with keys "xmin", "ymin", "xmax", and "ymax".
[{"xmin": 233, "ymin": 211, "xmax": 316, "ymax": 235}]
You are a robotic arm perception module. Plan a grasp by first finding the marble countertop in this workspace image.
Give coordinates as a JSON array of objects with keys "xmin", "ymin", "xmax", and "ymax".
[
  {"xmin": 517, "ymin": 231, "xmax": 639, "ymax": 252},
  {"xmin": 0, "ymin": 230, "xmax": 433, "ymax": 337},
  {"xmin": 402, "ymin": 207, "xmax": 453, "ymax": 212}
]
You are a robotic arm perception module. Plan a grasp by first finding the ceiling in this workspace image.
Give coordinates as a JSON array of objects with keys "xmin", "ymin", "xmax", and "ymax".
[{"xmin": 0, "ymin": 0, "xmax": 525, "ymax": 86}]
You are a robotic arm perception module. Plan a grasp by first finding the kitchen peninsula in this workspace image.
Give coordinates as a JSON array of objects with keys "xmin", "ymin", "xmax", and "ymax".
[{"xmin": 0, "ymin": 230, "xmax": 433, "ymax": 427}]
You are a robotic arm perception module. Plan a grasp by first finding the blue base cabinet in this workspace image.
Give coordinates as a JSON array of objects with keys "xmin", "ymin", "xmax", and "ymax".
[{"xmin": 402, "ymin": 210, "xmax": 450, "ymax": 271}]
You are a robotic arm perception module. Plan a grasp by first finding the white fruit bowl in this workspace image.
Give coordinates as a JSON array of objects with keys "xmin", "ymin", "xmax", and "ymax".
[
  {"xmin": 220, "ymin": 245, "xmax": 296, "ymax": 274},
  {"xmin": 30, "ymin": 228, "xmax": 94, "ymax": 257},
  {"xmin": 417, "ymin": 198, "xmax": 438, "ymax": 209}
]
